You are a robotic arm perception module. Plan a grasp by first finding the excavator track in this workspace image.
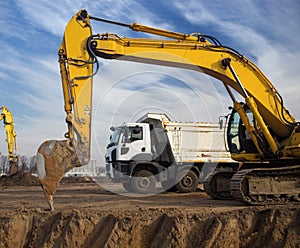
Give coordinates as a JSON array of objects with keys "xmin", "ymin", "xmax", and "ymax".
[
  {"xmin": 230, "ymin": 165, "xmax": 300, "ymax": 205},
  {"xmin": 204, "ymin": 171, "xmax": 236, "ymax": 199}
]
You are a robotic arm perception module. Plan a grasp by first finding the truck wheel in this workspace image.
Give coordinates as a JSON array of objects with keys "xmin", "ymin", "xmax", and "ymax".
[
  {"xmin": 176, "ymin": 170, "xmax": 198, "ymax": 193},
  {"xmin": 122, "ymin": 182, "xmax": 134, "ymax": 192},
  {"xmin": 131, "ymin": 170, "xmax": 156, "ymax": 194}
]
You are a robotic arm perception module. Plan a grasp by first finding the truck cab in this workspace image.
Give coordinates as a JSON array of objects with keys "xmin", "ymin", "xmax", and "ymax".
[
  {"xmin": 106, "ymin": 122, "xmax": 174, "ymax": 193},
  {"xmin": 106, "ymin": 123, "xmax": 152, "ymax": 164},
  {"xmin": 106, "ymin": 123, "xmax": 152, "ymax": 178}
]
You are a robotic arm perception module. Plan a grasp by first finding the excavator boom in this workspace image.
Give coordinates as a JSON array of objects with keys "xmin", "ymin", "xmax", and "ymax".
[{"xmin": 37, "ymin": 10, "xmax": 300, "ymax": 210}]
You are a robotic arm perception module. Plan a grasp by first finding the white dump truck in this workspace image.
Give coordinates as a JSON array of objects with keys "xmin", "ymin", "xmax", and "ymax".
[{"xmin": 105, "ymin": 113, "xmax": 238, "ymax": 193}]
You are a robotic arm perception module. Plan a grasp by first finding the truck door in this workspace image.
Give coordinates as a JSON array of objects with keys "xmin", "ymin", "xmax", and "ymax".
[{"xmin": 122, "ymin": 125, "xmax": 152, "ymax": 161}]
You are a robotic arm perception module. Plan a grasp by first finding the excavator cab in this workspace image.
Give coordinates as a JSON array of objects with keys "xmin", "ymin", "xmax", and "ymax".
[{"xmin": 227, "ymin": 104, "xmax": 258, "ymax": 155}]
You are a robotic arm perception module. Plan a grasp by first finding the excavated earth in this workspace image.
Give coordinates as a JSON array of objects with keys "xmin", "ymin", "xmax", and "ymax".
[{"xmin": 0, "ymin": 173, "xmax": 299, "ymax": 248}]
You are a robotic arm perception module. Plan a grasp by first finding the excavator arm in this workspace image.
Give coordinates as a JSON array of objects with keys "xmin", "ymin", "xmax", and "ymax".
[
  {"xmin": 0, "ymin": 106, "xmax": 18, "ymax": 176},
  {"xmin": 36, "ymin": 10, "xmax": 94, "ymax": 210},
  {"xmin": 37, "ymin": 10, "xmax": 300, "ymax": 210}
]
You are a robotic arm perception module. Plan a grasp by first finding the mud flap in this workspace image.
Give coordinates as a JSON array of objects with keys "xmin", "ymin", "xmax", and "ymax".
[{"xmin": 36, "ymin": 140, "xmax": 82, "ymax": 210}]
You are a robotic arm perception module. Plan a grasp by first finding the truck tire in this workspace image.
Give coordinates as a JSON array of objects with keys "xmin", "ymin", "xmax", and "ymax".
[
  {"xmin": 176, "ymin": 170, "xmax": 198, "ymax": 193},
  {"xmin": 122, "ymin": 182, "xmax": 134, "ymax": 192},
  {"xmin": 131, "ymin": 170, "xmax": 156, "ymax": 194}
]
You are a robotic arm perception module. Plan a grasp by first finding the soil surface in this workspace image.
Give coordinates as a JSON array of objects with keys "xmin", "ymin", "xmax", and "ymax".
[{"xmin": 0, "ymin": 174, "xmax": 299, "ymax": 248}]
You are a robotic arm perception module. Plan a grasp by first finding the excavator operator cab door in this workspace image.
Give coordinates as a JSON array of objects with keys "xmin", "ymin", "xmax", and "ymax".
[
  {"xmin": 227, "ymin": 108, "xmax": 242, "ymax": 153},
  {"xmin": 227, "ymin": 104, "xmax": 257, "ymax": 154}
]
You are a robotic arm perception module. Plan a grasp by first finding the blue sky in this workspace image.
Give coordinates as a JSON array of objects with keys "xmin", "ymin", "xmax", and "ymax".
[{"xmin": 0, "ymin": 1, "xmax": 299, "ymax": 165}]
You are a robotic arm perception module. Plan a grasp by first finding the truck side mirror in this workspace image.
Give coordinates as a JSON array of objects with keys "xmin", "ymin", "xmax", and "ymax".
[{"xmin": 219, "ymin": 119, "xmax": 223, "ymax": 129}]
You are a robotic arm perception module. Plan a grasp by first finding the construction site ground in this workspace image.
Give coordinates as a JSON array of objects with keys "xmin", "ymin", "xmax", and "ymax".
[{"xmin": 0, "ymin": 174, "xmax": 299, "ymax": 248}]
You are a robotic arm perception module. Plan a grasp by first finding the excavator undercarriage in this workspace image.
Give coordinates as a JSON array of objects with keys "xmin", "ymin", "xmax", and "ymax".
[{"xmin": 205, "ymin": 164, "xmax": 300, "ymax": 205}]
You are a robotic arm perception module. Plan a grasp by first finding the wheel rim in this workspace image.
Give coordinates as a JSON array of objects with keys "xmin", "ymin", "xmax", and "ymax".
[
  {"xmin": 138, "ymin": 177, "xmax": 150, "ymax": 188},
  {"xmin": 182, "ymin": 175, "xmax": 193, "ymax": 187}
]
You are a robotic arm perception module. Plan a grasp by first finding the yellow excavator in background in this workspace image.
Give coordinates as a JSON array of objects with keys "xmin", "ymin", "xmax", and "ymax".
[
  {"xmin": 0, "ymin": 106, "xmax": 18, "ymax": 176},
  {"xmin": 37, "ymin": 9, "xmax": 299, "ymax": 210}
]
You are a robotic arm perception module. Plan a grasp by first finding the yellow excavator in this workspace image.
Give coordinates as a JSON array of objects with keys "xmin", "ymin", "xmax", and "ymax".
[
  {"xmin": 37, "ymin": 10, "xmax": 299, "ymax": 210},
  {"xmin": 0, "ymin": 106, "xmax": 18, "ymax": 176}
]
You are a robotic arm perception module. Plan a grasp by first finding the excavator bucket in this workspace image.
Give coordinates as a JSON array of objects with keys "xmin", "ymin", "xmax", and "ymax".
[
  {"xmin": 36, "ymin": 139, "xmax": 82, "ymax": 211},
  {"xmin": 8, "ymin": 160, "xmax": 18, "ymax": 176}
]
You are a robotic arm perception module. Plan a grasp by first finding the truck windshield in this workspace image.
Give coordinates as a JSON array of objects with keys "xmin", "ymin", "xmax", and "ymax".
[{"xmin": 108, "ymin": 127, "xmax": 123, "ymax": 147}]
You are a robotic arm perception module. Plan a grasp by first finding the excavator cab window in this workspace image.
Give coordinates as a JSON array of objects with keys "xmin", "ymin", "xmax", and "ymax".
[
  {"xmin": 240, "ymin": 109, "xmax": 258, "ymax": 154},
  {"xmin": 227, "ymin": 105, "xmax": 258, "ymax": 154},
  {"xmin": 227, "ymin": 108, "xmax": 241, "ymax": 153}
]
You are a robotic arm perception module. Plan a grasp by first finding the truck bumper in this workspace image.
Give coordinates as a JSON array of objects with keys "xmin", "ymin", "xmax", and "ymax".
[{"xmin": 106, "ymin": 161, "xmax": 131, "ymax": 183}]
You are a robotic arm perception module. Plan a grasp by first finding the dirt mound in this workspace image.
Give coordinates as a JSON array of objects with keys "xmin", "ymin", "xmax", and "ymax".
[
  {"xmin": 0, "ymin": 206, "xmax": 299, "ymax": 248},
  {"xmin": 0, "ymin": 172, "xmax": 40, "ymax": 187},
  {"xmin": 60, "ymin": 176, "xmax": 94, "ymax": 184}
]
